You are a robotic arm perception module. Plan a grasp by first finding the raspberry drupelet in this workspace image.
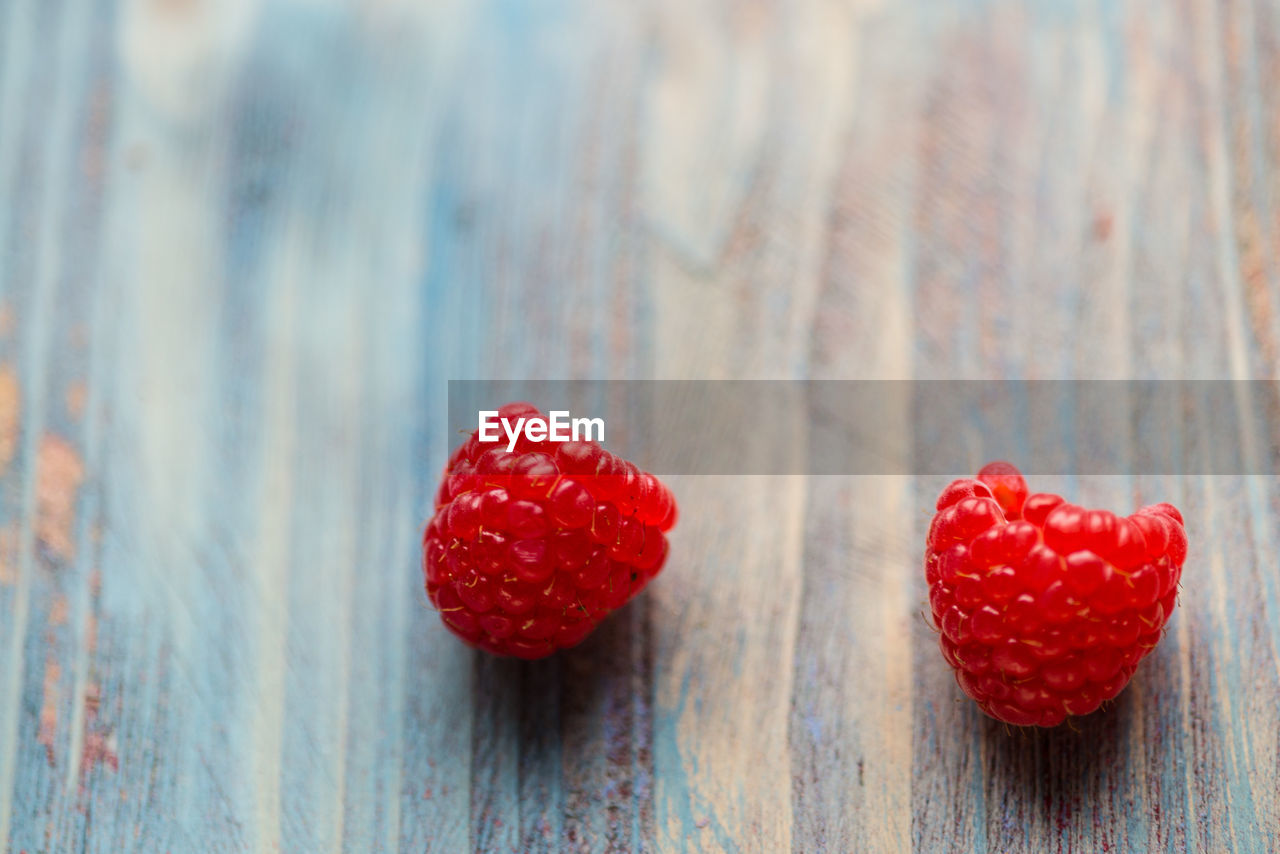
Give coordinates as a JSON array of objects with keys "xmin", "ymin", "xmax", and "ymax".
[
  {"xmin": 423, "ymin": 402, "xmax": 678, "ymax": 659},
  {"xmin": 926, "ymin": 462, "xmax": 1186, "ymax": 727}
]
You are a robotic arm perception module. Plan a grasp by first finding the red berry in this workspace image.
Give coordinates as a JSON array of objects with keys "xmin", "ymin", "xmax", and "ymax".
[
  {"xmin": 925, "ymin": 463, "xmax": 1186, "ymax": 727},
  {"xmin": 423, "ymin": 404, "xmax": 677, "ymax": 658},
  {"xmin": 976, "ymin": 461, "xmax": 1029, "ymax": 520}
]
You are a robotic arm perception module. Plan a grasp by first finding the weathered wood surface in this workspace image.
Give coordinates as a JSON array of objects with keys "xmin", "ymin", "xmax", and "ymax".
[{"xmin": 2, "ymin": 0, "xmax": 1279, "ymax": 851}]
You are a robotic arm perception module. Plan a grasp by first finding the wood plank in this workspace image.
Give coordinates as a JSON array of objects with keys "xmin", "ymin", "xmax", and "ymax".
[
  {"xmin": 1, "ymin": 0, "xmax": 1280, "ymax": 851},
  {"xmin": 641, "ymin": 0, "xmax": 877, "ymax": 847},
  {"xmin": 0, "ymin": 2, "xmax": 114, "ymax": 852},
  {"xmin": 787, "ymin": 6, "xmax": 921, "ymax": 852}
]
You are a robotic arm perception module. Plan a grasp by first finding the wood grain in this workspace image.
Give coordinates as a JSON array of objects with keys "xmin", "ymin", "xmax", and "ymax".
[{"xmin": 2, "ymin": 0, "xmax": 1279, "ymax": 852}]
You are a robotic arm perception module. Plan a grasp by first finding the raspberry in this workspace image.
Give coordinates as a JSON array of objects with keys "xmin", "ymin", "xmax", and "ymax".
[
  {"xmin": 423, "ymin": 402, "xmax": 678, "ymax": 659},
  {"xmin": 925, "ymin": 462, "xmax": 1186, "ymax": 727}
]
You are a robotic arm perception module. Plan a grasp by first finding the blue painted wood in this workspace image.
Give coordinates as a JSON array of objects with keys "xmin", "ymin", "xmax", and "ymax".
[{"xmin": 1, "ymin": 0, "xmax": 1279, "ymax": 852}]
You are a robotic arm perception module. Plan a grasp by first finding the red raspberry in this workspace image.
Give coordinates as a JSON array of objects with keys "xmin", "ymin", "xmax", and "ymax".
[
  {"xmin": 422, "ymin": 402, "xmax": 678, "ymax": 659},
  {"xmin": 925, "ymin": 462, "xmax": 1186, "ymax": 727}
]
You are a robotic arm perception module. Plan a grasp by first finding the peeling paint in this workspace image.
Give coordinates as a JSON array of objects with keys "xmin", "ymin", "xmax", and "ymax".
[
  {"xmin": 0, "ymin": 364, "xmax": 18, "ymax": 474},
  {"xmin": 36, "ymin": 434, "xmax": 84, "ymax": 562},
  {"xmin": 37, "ymin": 659, "xmax": 61, "ymax": 768},
  {"xmin": 0, "ymin": 525, "xmax": 14, "ymax": 585},
  {"xmin": 80, "ymin": 681, "xmax": 118, "ymax": 777},
  {"xmin": 81, "ymin": 731, "xmax": 119, "ymax": 775},
  {"xmin": 49, "ymin": 594, "xmax": 69, "ymax": 627}
]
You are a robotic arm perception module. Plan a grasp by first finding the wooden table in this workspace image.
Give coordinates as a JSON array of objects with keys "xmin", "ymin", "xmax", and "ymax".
[{"xmin": 2, "ymin": 0, "xmax": 1278, "ymax": 851}]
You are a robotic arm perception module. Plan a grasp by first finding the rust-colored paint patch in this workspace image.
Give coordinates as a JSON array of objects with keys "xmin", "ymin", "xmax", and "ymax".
[
  {"xmin": 65, "ymin": 380, "xmax": 87, "ymax": 420},
  {"xmin": 0, "ymin": 524, "xmax": 15, "ymax": 585},
  {"xmin": 49, "ymin": 593, "xmax": 69, "ymax": 627},
  {"xmin": 37, "ymin": 434, "xmax": 84, "ymax": 562},
  {"xmin": 37, "ymin": 658, "xmax": 61, "ymax": 767},
  {"xmin": 0, "ymin": 364, "xmax": 19, "ymax": 475},
  {"xmin": 1093, "ymin": 211, "xmax": 1113, "ymax": 242},
  {"xmin": 71, "ymin": 612, "xmax": 115, "ymax": 783},
  {"xmin": 81, "ymin": 680, "xmax": 118, "ymax": 777}
]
